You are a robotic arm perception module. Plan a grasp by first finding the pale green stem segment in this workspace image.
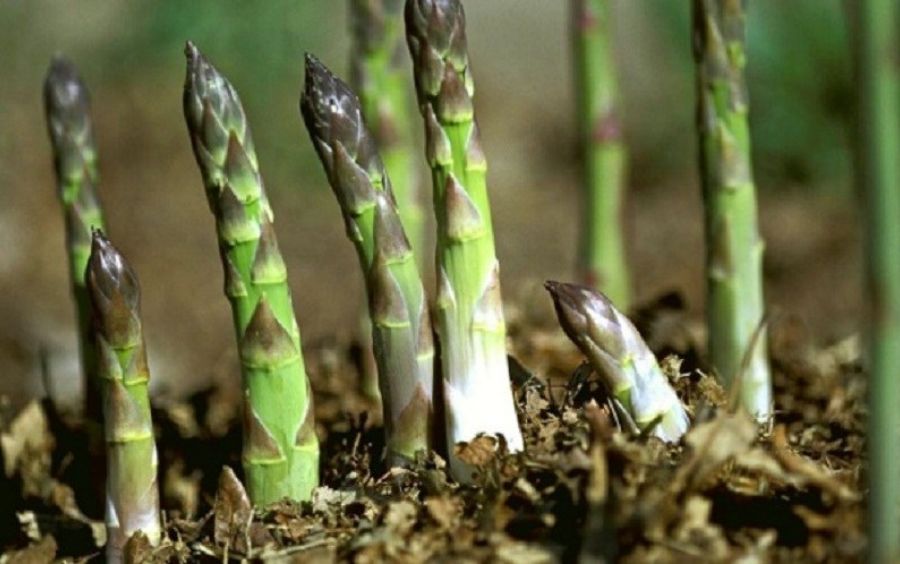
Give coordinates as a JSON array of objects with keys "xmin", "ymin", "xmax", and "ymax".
[
  {"xmin": 350, "ymin": 0, "xmax": 426, "ymax": 405},
  {"xmin": 44, "ymin": 56, "xmax": 107, "ymax": 424},
  {"xmin": 546, "ymin": 281, "xmax": 689, "ymax": 442},
  {"xmin": 692, "ymin": 0, "xmax": 771, "ymax": 421},
  {"xmin": 571, "ymin": 0, "xmax": 630, "ymax": 308},
  {"xmin": 301, "ymin": 55, "xmax": 435, "ymax": 464},
  {"xmin": 405, "ymin": 0, "xmax": 524, "ymax": 479},
  {"xmin": 854, "ymin": 0, "xmax": 900, "ymax": 559},
  {"xmin": 86, "ymin": 233, "xmax": 160, "ymax": 563},
  {"xmin": 183, "ymin": 43, "xmax": 319, "ymax": 505}
]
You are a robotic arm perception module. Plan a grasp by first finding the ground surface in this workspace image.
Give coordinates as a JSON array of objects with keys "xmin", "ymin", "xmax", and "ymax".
[{"xmin": 0, "ymin": 305, "xmax": 866, "ymax": 562}]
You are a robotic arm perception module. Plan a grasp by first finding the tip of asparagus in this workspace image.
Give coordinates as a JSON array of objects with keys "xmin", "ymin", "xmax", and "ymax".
[
  {"xmin": 544, "ymin": 280, "xmax": 601, "ymax": 335},
  {"xmin": 87, "ymin": 230, "xmax": 140, "ymax": 308},
  {"xmin": 44, "ymin": 54, "xmax": 89, "ymax": 115},
  {"xmin": 300, "ymin": 53, "xmax": 362, "ymax": 143}
]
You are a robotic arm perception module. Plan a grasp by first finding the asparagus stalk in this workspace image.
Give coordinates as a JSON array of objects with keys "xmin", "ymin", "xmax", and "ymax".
[
  {"xmin": 43, "ymin": 56, "xmax": 106, "ymax": 423},
  {"xmin": 301, "ymin": 55, "xmax": 435, "ymax": 463},
  {"xmin": 854, "ymin": 0, "xmax": 900, "ymax": 559},
  {"xmin": 183, "ymin": 43, "xmax": 319, "ymax": 505},
  {"xmin": 571, "ymin": 0, "xmax": 630, "ymax": 308},
  {"xmin": 545, "ymin": 281, "xmax": 689, "ymax": 442},
  {"xmin": 405, "ymin": 0, "xmax": 524, "ymax": 477},
  {"xmin": 692, "ymin": 0, "xmax": 771, "ymax": 421},
  {"xmin": 86, "ymin": 232, "xmax": 160, "ymax": 562},
  {"xmin": 350, "ymin": 0, "xmax": 424, "ymax": 263},
  {"xmin": 350, "ymin": 0, "xmax": 425, "ymax": 406}
]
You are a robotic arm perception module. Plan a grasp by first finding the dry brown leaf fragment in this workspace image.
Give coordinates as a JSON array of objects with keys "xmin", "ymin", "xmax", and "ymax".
[
  {"xmin": 213, "ymin": 466, "xmax": 252, "ymax": 552},
  {"xmin": 770, "ymin": 425, "xmax": 858, "ymax": 502},
  {"xmin": 678, "ymin": 411, "xmax": 757, "ymax": 489},
  {"xmin": 382, "ymin": 500, "xmax": 417, "ymax": 536},
  {"xmin": 4, "ymin": 535, "xmax": 57, "ymax": 564},
  {"xmin": 456, "ymin": 435, "xmax": 499, "ymax": 468},
  {"xmin": 424, "ymin": 495, "xmax": 460, "ymax": 530},
  {"xmin": 1, "ymin": 401, "xmax": 52, "ymax": 479}
]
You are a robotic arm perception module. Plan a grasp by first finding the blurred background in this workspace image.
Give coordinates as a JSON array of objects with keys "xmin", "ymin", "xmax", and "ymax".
[{"xmin": 0, "ymin": 1, "xmax": 859, "ymax": 407}]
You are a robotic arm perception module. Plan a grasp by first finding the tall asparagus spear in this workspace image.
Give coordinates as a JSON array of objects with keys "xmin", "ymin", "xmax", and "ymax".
[
  {"xmin": 86, "ymin": 232, "xmax": 160, "ymax": 562},
  {"xmin": 571, "ymin": 0, "xmax": 630, "ymax": 308},
  {"xmin": 692, "ymin": 0, "xmax": 771, "ymax": 421},
  {"xmin": 546, "ymin": 281, "xmax": 689, "ymax": 442},
  {"xmin": 43, "ymin": 56, "xmax": 106, "ymax": 423},
  {"xmin": 854, "ymin": 0, "xmax": 900, "ymax": 558},
  {"xmin": 404, "ymin": 0, "xmax": 524, "ymax": 477},
  {"xmin": 350, "ymin": 0, "xmax": 425, "ymax": 405},
  {"xmin": 183, "ymin": 43, "xmax": 319, "ymax": 505},
  {"xmin": 301, "ymin": 55, "xmax": 435, "ymax": 464}
]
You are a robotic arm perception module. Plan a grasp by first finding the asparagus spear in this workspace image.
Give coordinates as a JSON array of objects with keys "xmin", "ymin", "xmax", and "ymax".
[
  {"xmin": 854, "ymin": 0, "xmax": 900, "ymax": 558},
  {"xmin": 545, "ymin": 281, "xmax": 689, "ymax": 442},
  {"xmin": 301, "ymin": 55, "xmax": 435, "ymax": 464},
  {"xmin": 86, "ymin": 232, "xmax": 160, "ymax": 562},
  {"xmin": 350, "ymin": 0, "xmax": 424, "ymax": 263},
  {"xmin": 43, "ymin": 56, "xmax": 106, "ymax": 424},
  {"xmin": 350, "ymin": 0, "xmax": 425, "ymax": 406},
  {"xmin": 183, "ymin": 43, "xmax": 319, "ymax": 504},
  {"xmin": 692, "ymin": 0, "xmax": 771, "ymax": 421},
  {"xmin": 571, "ymin": 0, "xmax": 630, "ymax": 308},
  {"xmin": 405, "ymin": 0, "xmax": 524, "ymax": 477}
]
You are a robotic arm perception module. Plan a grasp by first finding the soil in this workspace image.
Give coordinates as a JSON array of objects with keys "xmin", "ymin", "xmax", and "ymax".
[{"xmin": 0, "ymin": 300, "xmax": 866, "ymax": 562}]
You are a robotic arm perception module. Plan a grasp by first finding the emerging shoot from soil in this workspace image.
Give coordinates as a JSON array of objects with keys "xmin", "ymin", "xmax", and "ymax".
[
  {"xmin": 692, "ymin": 0, "xmax": 772, "ymax": 421},
  {"xmin": 571, "ymin": 0, "xmax": 630, "ymax": 308},
  {"xmin": 183, "ymin": 43, "xmax": 319, "ymax": 504},
  {"xmin": 405, "ymin": 0, "xmax": 524, "ymax": 477},
  {"xmin": 86, "ymin": 232, "xmax": 160, "ymax": 562},
  {"xmin": 854, "ymin": 0, "xmax": 900, "ymax": 559},
  {"xmin": 44, "ymin": 56, "xmax": 106, "ymax": 424},
  {"xmin": 349, "ymin": 0, "xmax": 425, "ymax": 406},
  {"xmin": 301, "ymin": 54, "xmax": 435, "ymax": 464},
  {"xmin": 546, "ymin": 281, "xmax": 689, "ymax": 442}
]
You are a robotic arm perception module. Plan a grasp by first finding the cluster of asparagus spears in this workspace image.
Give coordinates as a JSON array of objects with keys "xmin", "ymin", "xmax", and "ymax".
[{"xmin": 47, "ymin": 0, "xmax": 890, "ymax": 556}]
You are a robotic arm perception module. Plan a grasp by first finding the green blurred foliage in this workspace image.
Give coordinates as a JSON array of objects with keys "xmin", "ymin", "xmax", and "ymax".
[{"xmin": 654, "ymin": 0, "xmax": 853, "ymax": 192}]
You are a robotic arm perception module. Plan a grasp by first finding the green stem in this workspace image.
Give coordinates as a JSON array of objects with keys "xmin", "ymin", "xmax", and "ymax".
[
  {"xmin": 854, "ymin": 0, "xmax": 900, "ymax": 559},
  {"xmin": 692, "ymin": 0, "xmax": 771, "ymax": 421},
  {"xmin": 183, "ymin": 43, "xmax": 319, "ymax": 504},
  {"xmin": 406, "ymin": 0, "xmax": 523, "ymax": 479},
  {"xmin": 86, "ymin": 233, "xmax": 160, "ymax": 562},
  {"xmin": 571, "ymin": 0, "xmax": 630, "ymax": 308}
]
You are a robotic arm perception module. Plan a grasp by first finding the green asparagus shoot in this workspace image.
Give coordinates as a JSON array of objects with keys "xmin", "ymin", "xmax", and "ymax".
[
  {"xmin": 405, "ymin": 0, "xmax": 524, "ymax": 479},
  {"xmin": 301, "ymin": 54, "xmax": 435, "ymax": 464},
  {"xmin": 43, "ymin": 55, "xmax": 107, "ymax": 424},
  {"xmin": 546, "ymin": 281, "xmax": 689, "ymax": 442},
  {"xmin": 854, "ymin": 0, "xmax": 900, "ymax": 558},
  {"xmin": 183, "ymin": 42, "xmax": 319, "ymax": 505},
  {"xmin": 692, "ymin": 0, "xmax": 772, "ymax": 421},
  {"xmin": 571, "ymin": 0, "xmax": 630, "ymax": 308},
  {"xmin": 86, "ymin": 232, "xmax": 160, "ymax": 562}
]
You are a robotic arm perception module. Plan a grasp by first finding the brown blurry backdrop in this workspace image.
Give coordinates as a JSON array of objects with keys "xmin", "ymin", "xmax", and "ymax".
[{"xmin": 0, "ymin": 1, "xmax": 860, "ymax": 407}]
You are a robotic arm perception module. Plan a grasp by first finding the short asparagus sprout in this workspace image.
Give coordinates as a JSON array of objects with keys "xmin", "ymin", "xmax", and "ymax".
[
  {"xmin": 404, "ymin": 0, "xmax": 524, "ymax": 478},
  {"xmin": 545, "ymin": 281, "xmax": 689, "ymax": 442},
  {"xmin": 86, "ymin": 232, "xmax": 160, "ymax": 562},
  {"xmin": 301, "ymin": 54, "xmax": 435, "ymax": 464},
  {"xmin": 183, "ymin": 43, "xmax": 319, "ymax": 504},
  {"xmin": 692, "ymin": 0, "xmax": 772, "ymax": 421},
  {"xmin": 43, "ymin": 56, "xmax": 106, "ymax": 424},
  {"xmin": 571, "ymin": 0, "xmax": 630, "ymax": 308}
]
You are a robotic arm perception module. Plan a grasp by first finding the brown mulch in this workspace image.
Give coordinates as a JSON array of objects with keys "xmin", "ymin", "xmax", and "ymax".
[{"xmin": 0, "ymin": 297, "xmax": 866, "ymax": 562}]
